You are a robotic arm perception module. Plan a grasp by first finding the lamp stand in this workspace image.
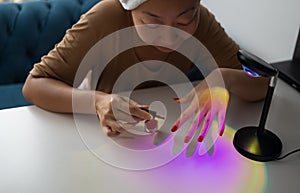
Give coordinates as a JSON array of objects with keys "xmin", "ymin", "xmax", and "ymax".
[{"xmin": 233, "ymin": 76, "xmax": 282, "ymax": 162}]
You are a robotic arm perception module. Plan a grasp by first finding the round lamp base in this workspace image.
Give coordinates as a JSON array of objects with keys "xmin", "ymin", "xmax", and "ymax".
[{"xmin": 233, "ymin": 126, "xmax": 282, "ymax": 162}]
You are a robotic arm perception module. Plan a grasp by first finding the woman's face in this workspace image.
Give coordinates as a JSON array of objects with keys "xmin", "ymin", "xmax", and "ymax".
[{"xmin": 131, "ymin": 0, "xmax": 200, "ymax": 53}]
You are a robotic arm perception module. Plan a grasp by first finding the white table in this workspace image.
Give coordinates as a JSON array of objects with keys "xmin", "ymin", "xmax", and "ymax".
[{"xmin": 0, "ymin": 79, "xmax": 299, "ymax": 193}]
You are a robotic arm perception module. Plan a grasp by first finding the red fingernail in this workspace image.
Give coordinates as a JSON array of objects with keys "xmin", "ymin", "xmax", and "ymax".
[
  {"xmin": 171, "ymin": 125, "xmax": 178, "ymax": 132},
  {"xmin": 184, "ymin": 136, "xmax": 190, "ymax": 143},
  {"xmin": 198, "ymin": 136, "xmax": 204, "ymax": 142},
  {"xmin": 219, "ymin": 130, "xmax": 224, "ymax": 136},
  {"xmin": 173, "ymin": 98, "xmax": 179, "ymax": 101}
]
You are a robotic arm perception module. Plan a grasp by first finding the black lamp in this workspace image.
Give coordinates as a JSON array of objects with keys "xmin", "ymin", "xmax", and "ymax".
[{"xmin": 233, "ymin": 50, "xmax": 282, "ymax": 162}]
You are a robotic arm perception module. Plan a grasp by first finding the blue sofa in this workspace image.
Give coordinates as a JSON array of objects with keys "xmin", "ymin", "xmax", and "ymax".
[{"xmin": 0, "ymin": 0, "xmax": 100, "ymax": 110}]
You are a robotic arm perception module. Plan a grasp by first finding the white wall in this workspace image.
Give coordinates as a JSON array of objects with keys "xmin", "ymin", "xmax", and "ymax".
[{"xmin": 202, "ymin": 0, "xmax": 300, "ymax": 63}]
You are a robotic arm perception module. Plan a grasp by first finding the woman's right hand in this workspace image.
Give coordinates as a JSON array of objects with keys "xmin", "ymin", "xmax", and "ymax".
[{"xmin": 95, "ymin": 93, "xmax": 152, "ymax": 137}]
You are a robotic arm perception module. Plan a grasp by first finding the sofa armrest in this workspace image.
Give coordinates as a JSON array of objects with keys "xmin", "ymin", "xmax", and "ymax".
[{"xmin": 0, "ymin": 83, "xmax": 31, "ymax": 109}]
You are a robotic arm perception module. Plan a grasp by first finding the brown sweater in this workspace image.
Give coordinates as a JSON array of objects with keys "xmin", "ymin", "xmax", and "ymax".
[{"xmin": 30, "ymin": 0, "xmax": 241, "ymax": 93}]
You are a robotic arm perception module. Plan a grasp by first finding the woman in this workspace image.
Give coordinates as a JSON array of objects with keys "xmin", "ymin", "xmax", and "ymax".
[{"xmin": 23, "ymin": 0, "xmax": 268, "ymax": 142}]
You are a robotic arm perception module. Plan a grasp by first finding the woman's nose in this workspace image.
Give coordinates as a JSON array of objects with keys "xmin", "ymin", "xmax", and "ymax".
[{"xmin": 157, "ymin": 26, "xmax": 178, "ymax": 46}]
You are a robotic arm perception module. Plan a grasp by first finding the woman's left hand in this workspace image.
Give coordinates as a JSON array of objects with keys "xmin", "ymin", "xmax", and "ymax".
[{"xmin": 171, "ymin": 84, "xmax": 230, "ymax": 143}]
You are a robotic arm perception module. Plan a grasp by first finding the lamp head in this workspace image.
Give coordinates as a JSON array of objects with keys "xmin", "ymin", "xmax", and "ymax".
[{"xmin": 238, "ymin": 50, "xmax": 278, "ymax": 77}]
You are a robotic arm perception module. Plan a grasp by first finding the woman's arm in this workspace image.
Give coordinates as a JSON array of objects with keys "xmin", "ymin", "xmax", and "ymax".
[
  {"xmin": 23, "ymin": 75, "xmax": 152, "ymax": 136},
  {"xmin": 221, "ymin": 68, "xmax": 269, "ymax": 102},
  {"xmin": 23, "ymin": 75, "xmax": 99, "ymax": 114}
]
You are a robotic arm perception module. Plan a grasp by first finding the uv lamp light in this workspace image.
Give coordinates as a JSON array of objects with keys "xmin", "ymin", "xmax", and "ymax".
[{"xmin": 233, "ymin": 50, "xmax": 282, "ymax": 162}]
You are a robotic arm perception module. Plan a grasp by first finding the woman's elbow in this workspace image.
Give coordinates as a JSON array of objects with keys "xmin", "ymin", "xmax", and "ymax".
[{"xmin": 22, "ymin": 75, "xmax": 35, "ymax": 103}]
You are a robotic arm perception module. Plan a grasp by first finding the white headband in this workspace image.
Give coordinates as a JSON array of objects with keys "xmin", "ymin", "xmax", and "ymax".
[{"xmin": 119, "ymin": 0, "xmax": 149, "ymax": 10}]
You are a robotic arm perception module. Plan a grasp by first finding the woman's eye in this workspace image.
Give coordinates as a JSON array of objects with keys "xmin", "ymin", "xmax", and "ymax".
[
  {"xmin": 141, "ymin": 19, "xmax": 160, "ymax": 29},
  {"xmin": 177, "ymin": 17, "xmax": 195, "ymax": 26},
  {"xmin": 177, "ymin": 10, "xmax": 198, "ymax": 26},
  {"xmin": 177, "ymin": 22, "xmax": 190, "ymax": 26}
]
